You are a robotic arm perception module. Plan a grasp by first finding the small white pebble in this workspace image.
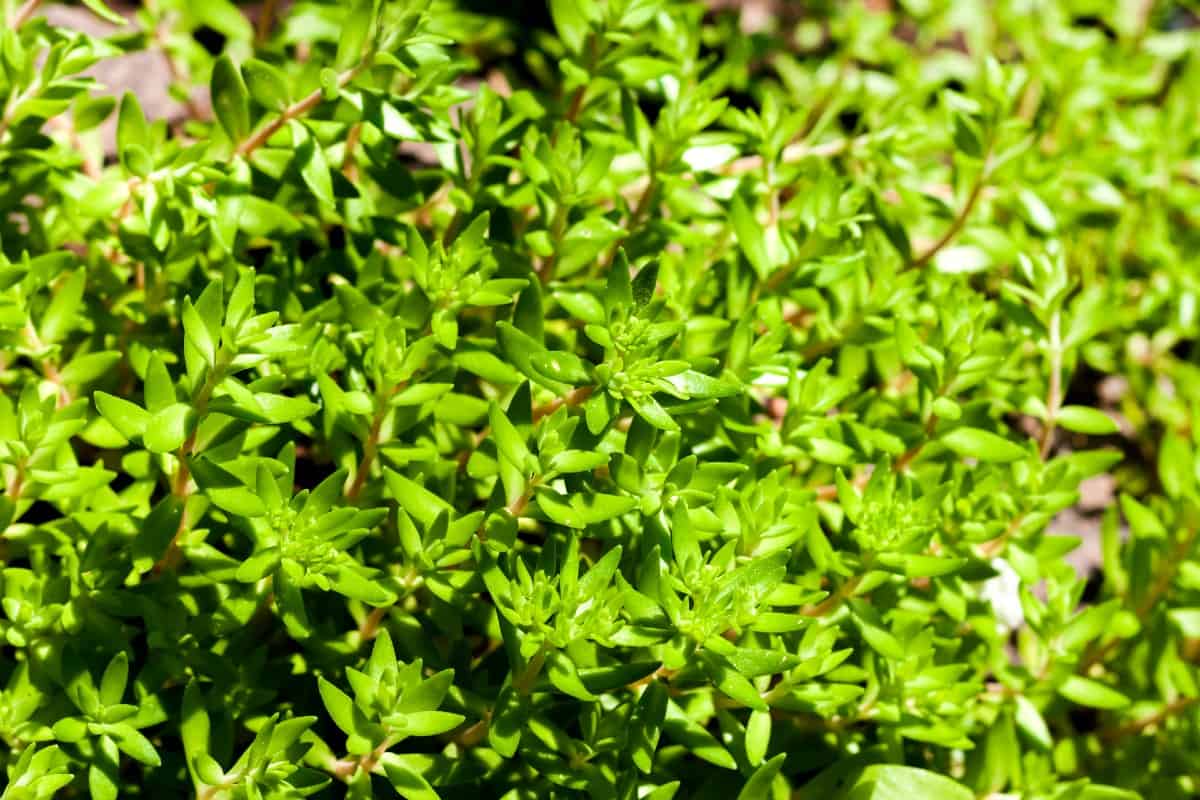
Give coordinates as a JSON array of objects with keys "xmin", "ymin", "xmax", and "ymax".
[{"xmin": 980, "ymin": 558, "xmax": 1024, "ymax": 631}]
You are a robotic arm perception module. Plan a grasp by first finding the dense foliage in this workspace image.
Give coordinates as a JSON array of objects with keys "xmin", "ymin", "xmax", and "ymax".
[{"xmin": 1, "ymin": 0, "xmax": 1199, "ymax": 797}]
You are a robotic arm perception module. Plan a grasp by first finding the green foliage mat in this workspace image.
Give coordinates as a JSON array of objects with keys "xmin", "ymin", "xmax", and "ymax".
[{"xmin": 0, "ymin": 0, "xmax": 1198, "ymax": 798}]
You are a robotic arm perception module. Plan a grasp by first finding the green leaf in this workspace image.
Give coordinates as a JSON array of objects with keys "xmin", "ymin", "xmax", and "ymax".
[
  {"xmin": 730, "ymin": 193, "xmax": 770, "ymax": 280},
  {"xmin": 605, "ymin": 252, "xmax": 633, "ymax": 315},
  {"xmin": 132, "ymin": 496, "xmax": 184, "ymax": 574},
  {"xmin": 194, "ymin": 753, "xmax": 224, "ymax": 785},
  {"xmin": 99, "ymin": 652, "xmax": 128, "ymax": 707},
  {"xmin": 549, "ymin": 0, "xmax": 589, "ymax": 54},
  {"xmin": 1058, "ymin": 676, "xmax": 1130, "ymax": 710},
  {"xmin": 61, "ymin": 351, "xmax": 122, "ymax": 388},
  {"xmin": 236, "ymin": 547, "xmax": 281, "ymax": 583},
  {"xmin": 318, "ymin": 678, "xmax": 363, "ymax": 737},
  {"xmin": 251, "ymin": 393, "xmax": 321, "ymax": 424},
  {"xmin": 236, "ymin": 196, "xmax": 302, "ymax": 235},
  {"xmin": 40, "ymin": 269, "xmax": 86, "ymax": 344},
  {"xmin": 95, "ymin": 392, "xmax": 151, "ymax": 442},
  {"xmin": 846, "ymin": 765, "xmax": 973, "ymax": 800},
  {"xmin": 117, "ymin": 93, "xmax": 150, "ymax": 176},
  {"xmin": 82, "ymin": 0, "xmax": 127, "ymax": 25},
  {"xmin": 143, "ymin": 403, "xmax": 195, "ymax": 454},
  {"xmin": 337, "ymin": 0, "xmax": 375, "ymax": 68},
  {"xmin": 941, "ymin": 427, "xmax": 1027, "ymax": 462},
  {"xmin": 181, "ymin": 682, "xmax": 210, "ymax": 786},
  {"xmin": 545, "ymin": 651, "xmax": 596, "ymax": 701},
  {"xmin": 951, "ymin": 113, "xmax": 984, "ymax": 159},
  {"xmin": 398, "ymin": 668, "xmax": 455, "ymax": 714},
  {"xmin": 111, "ymin": 724, "xmax": 161, "ymax": 766},
  {"xmin": 737, "ymin": 753, "xmax": 786, "ymax": 800},
  {"xmin": 182, "ymin": 298, "xmax": 216, "ymax": 368},
  {"xmin": 1056, "ymin": 405, "xmax": 1119, "ymax": 435},
  {"xmin": 89, "ymin": 760, "xmax": 119, "ymax": 800},
  {"xmin": 576, "ymin": 662, "xmax": 660, "ymax": 694},
  {"xmin": 546, "ymin": 450, "xmax": 608, "ymax": 474},
  {"xmin": 627, "ymin": 393, "xmax": 679, "ymax": 432},
  {"xmin": 122, "ymin": 144, "xmax": 153, "ymax": 178},
  {"xmin": 1170, "ymin": 608, "xmax": 1200, "ymax": 638},
  {"xmin": 1158, "ymin": 433, "xmax": 1194, "ymax": 499},
  {"xmin": 52, "ymin": 716, "xmax": 88, "ymax": 742},
  {"xmin": 331, "ymin": 566, "xmax": 395, "ymax": 606},
  {"xmin": 1013, "ymin": 695, "xmax": 1051, "ymax": 750},
  {"xmin": 488, "ymin": 402, "xmax": 533, "ymax": 471},
  {"xmin": 488, "ymin": 686, "xmax": 526, "ymax": 758},
  {"xmin": 277, "ymin": 561, "xmax": 313, "ymax": 639},
  {"xmin": 384, "ymin": 470, "xmax": 453, "ymax": 527},
  {"xmin": 663, "ymin": 700, "xmax": 736, "ymax": 770},
  {"xmin": 381, "ymin": 753, "xmax": 441, "ymax": 800},
  {"xmin": 536, "ymin": 491, "xmax": 636, "ymax": 529},
  {"xmin": 631, "ymin": 261, "xmax": 660, "ymax": 310},
  {"xmin": 530, "ymin": 351, "xmax": 591, "ymax": 385},
  {"xmin": 242, "ymin": 59, "xmax": 291, "ymax": 111},
  {"xmin": 211, "ymin": 54, "xmax": 251, "ymax": 142},
  {"xmin": 391, "ymin": 383, "xmax": 453, "ymax": 406},
  {"xmin": 189, "ymin": 457, "xmax": 267, "ymax": 517},
  {"xmin": 630, "ymin": 680, "xmax": 667, "ymax": 773},
  {"xmin": 700, "ymin": 650, "xmax": 766, "ymax": 711},
  {"xmin": 292, "ymin": 121, "xmax": 335, "ymax": 207},
  {"xmin": 1120, "ymin": 494, "xmax": 1166, "ymax": 540},
  {"xmin": 577, "ymin": 544, "xmax": 623, "ymax": 597},
  {"xmin": 269, "ymin": 716, "xmax": 317, "ymax": 757},
  {"xmin": 666, "ymin": 370, "xmax": 739, "ymax": 400},
  {"xmin": 1018, "ymin": 188, "xmax": 1057, "ymax": 234},
  {"xmin": 397, "ymin": 710, "xmax": 465, "ymax": 737},
  {"xmin": 853, "ymin": 615, "xmax": 905, "ymax": 659},
  {"xmin": 497, "ymin": 322, "xmax": 569, "ymax": 393},
  {"xmin": 75, "ymin": 95, "xmax": 116, "ymax": 132},
  {"xmin": 876, "ymin": 553, "xmax": 966, "ymax": 578},
  {"xmin": 745, "ymin": 710, "xmax": 771, "ymax": 767}
]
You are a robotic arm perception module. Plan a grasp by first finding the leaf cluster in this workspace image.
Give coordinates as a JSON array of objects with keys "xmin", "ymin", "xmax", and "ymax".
[{"xmin": 0, "ymin": 0, "xmax": 1199, "ymax": 798}]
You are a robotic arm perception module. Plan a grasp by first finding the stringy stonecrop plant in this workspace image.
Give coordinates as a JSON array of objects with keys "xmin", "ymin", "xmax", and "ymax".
[{"xmin": 0, "ymin": 0, "xmax": 1199, "ymax": 797}]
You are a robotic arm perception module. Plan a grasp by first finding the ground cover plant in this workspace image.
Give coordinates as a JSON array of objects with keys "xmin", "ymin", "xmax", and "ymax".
[{"xmin": 0, "ymin": 0, "xmax": 1199, "ymax": 796}]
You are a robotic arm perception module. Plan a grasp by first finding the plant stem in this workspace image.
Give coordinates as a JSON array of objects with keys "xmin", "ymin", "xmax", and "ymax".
[
  {"xmin": 9, "ymin": 0, "xmax": 42, "ymax": 29},
  {"xmin": 894, "ymin": 411, "xmax": 940, "ymax": 473},
  {"xmin": 331, "ymin": 735, "xmax": 396, "ymax": 781},
  {"xmin": 346, "ymin": 384, "xmax": 401, "ymax": 502},
  {"xmin": 537, "ymin": 201, "xmax": 570, "ymax": 285},
  {"xmin": 514, "ymin": 644, "xmax": 549, "ymax": 695},
  {"xmin": 978, "ymin": 513, "xmax": 1027, "ymax": 559},
  {"xmin": 904, "ymin": 154, "xmax": 992, "ymax": 272},
  {"xmin": 342, "ymin": 122, "xmax": 363, "ymax": 180},
  {"xmin": 553, "ymin": 31, "xmax": 594, "ymax": 144},
  {"xmin": 800, "ymin": 573, "xmax": 863, "ymax": 618},
  {"xmin": 255, "ymin": 0, "xmax": 278, "ymax": 45},
  {"xmin": 236, "ymin": 60, "xmax": 370, "ymax": 159},
  {"xmin": 564, "ymin": 84, "xmax": 586, "ymax": 125},
  {"xmin": 1098, "ymin": 696, "xmax": 1199, "ymax": 743},
  {"xmin": 357, "ymin": 605, "xmax": 388, "ymax": 642},
  {"xmin": 1039, "ymin": 310, "xmax": 1062, "ymax": 459},
  {"xmin": 152, "ymin": 363, "xmax": 221, "ymax": 574}
]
